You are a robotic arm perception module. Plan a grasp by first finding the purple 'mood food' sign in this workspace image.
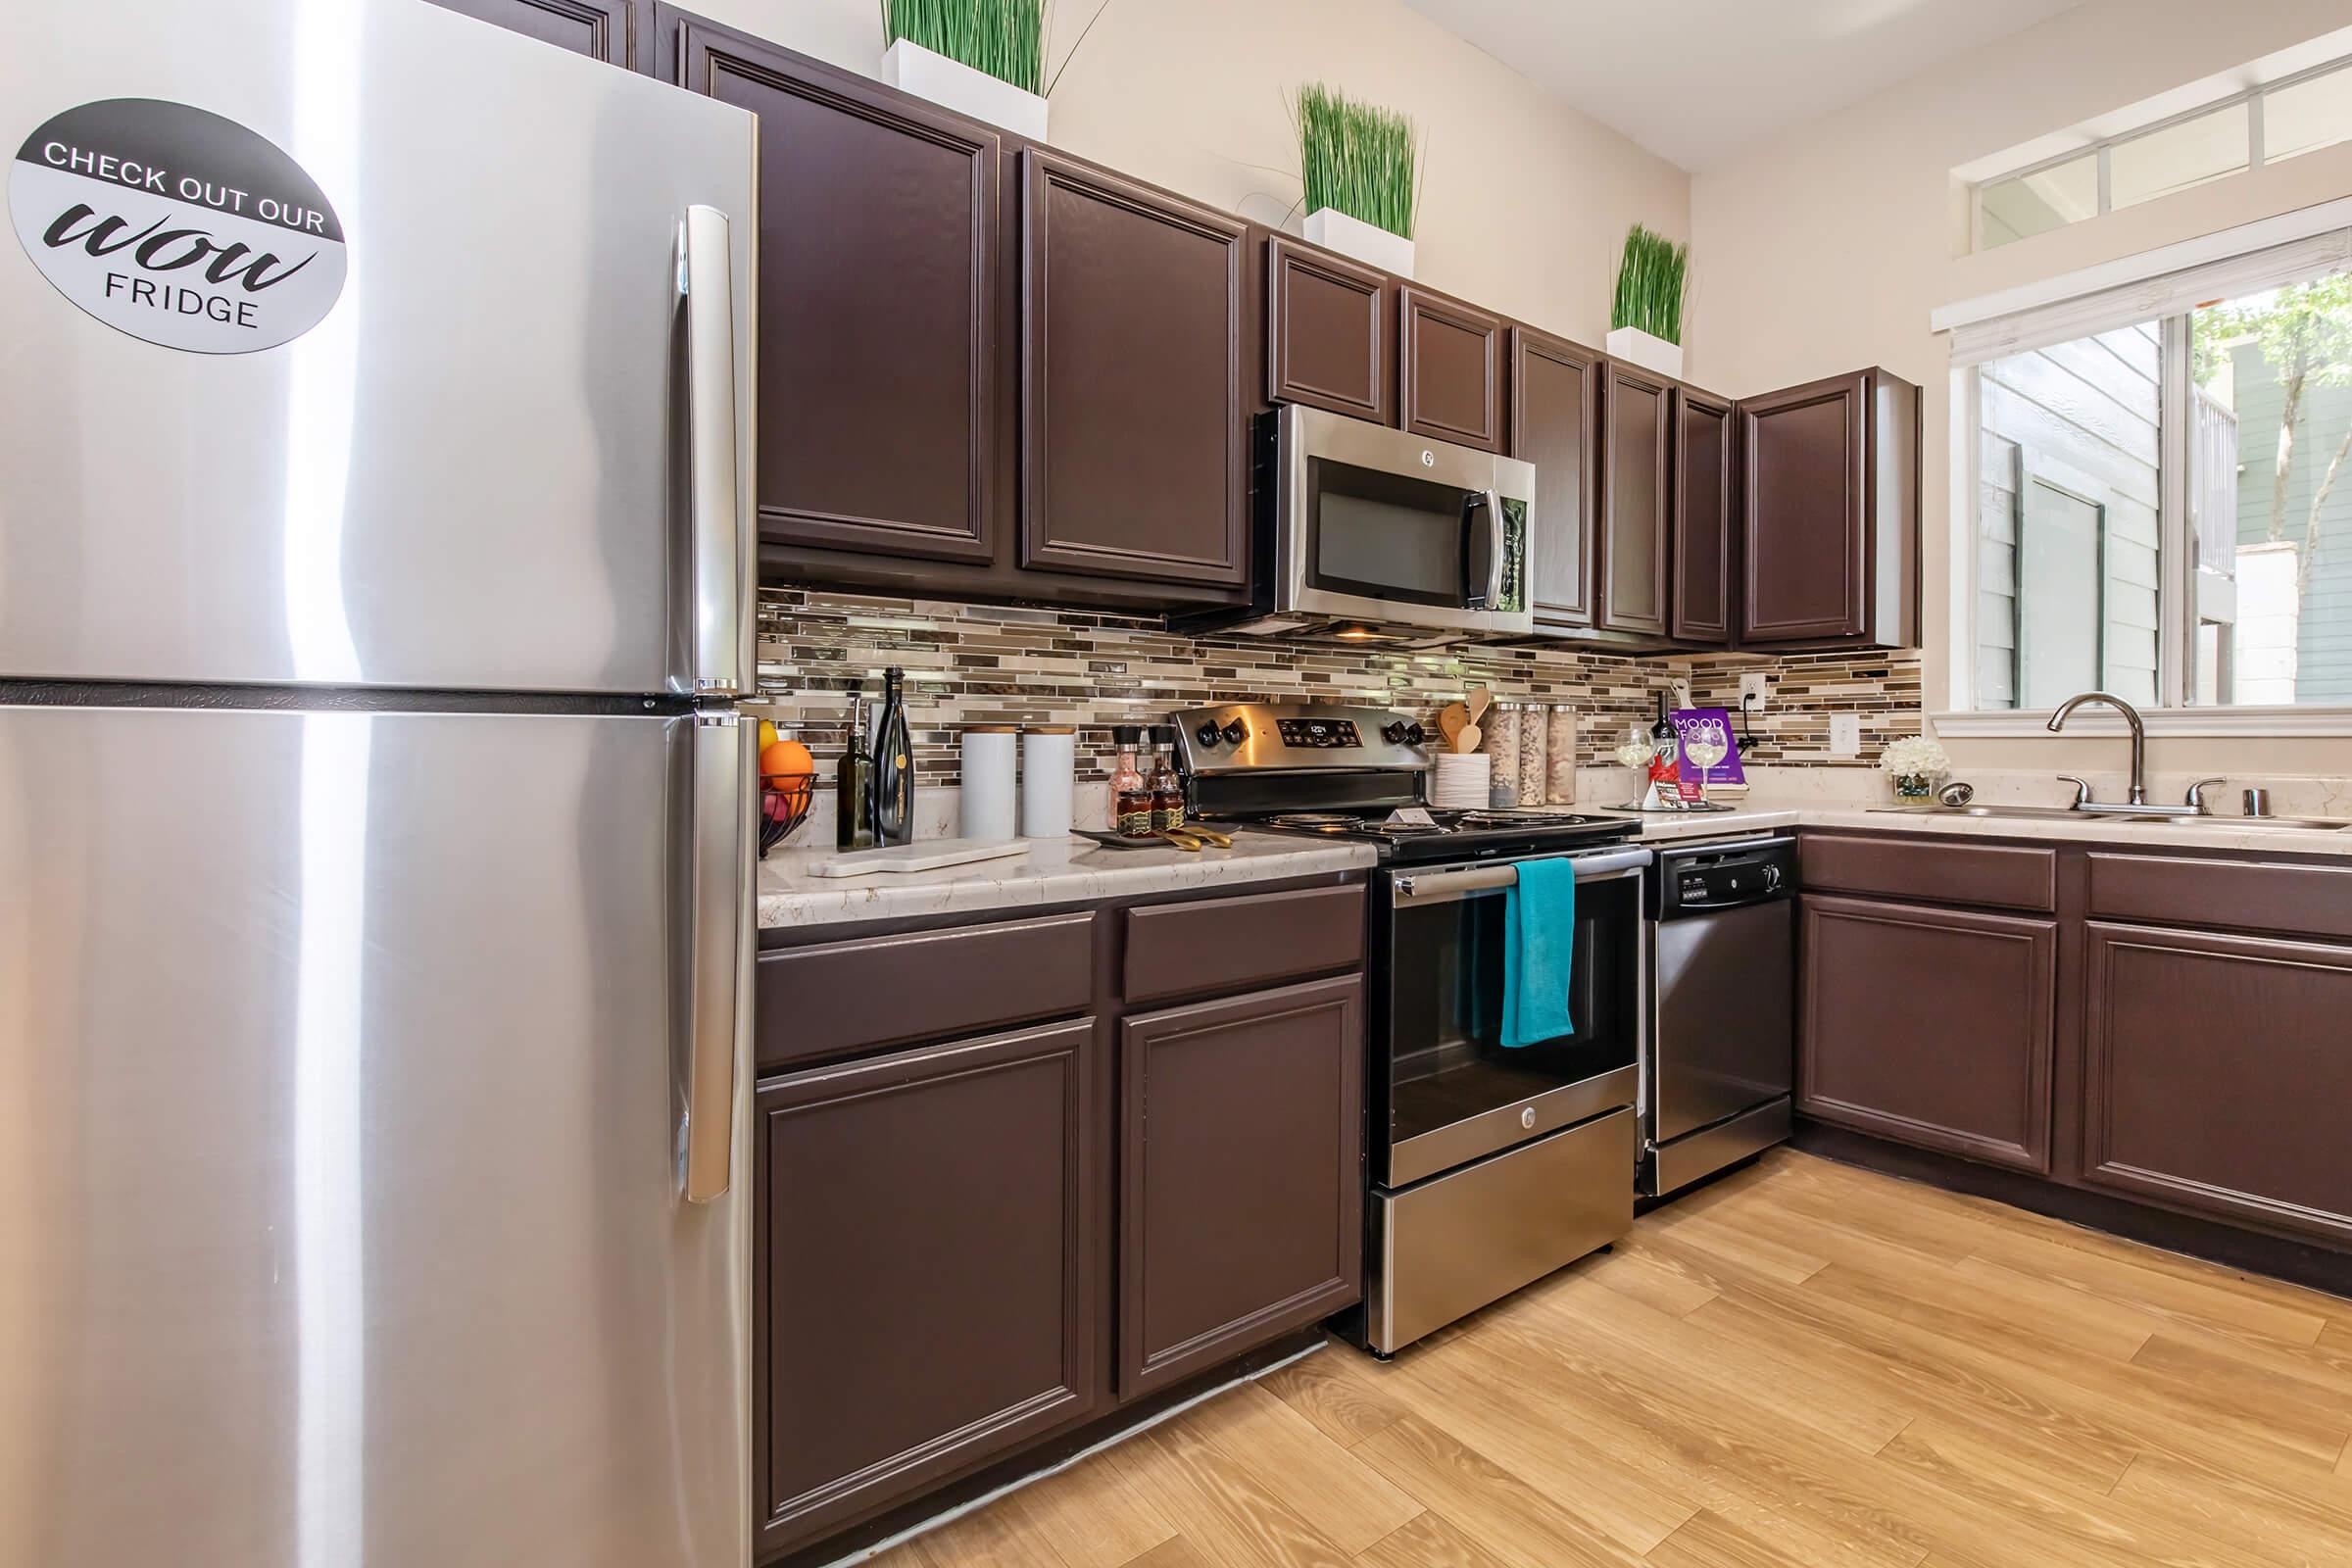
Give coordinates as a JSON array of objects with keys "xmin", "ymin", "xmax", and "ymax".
[{"xmin": 1671, "ymin": 708, "xmax": 1745, "ymax": 786}]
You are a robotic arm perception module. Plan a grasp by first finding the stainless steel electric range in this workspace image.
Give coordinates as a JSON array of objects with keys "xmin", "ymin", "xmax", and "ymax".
[{"xmin": 1175, "ymin": 703, "xmax": 1650, "ymax": 1356}]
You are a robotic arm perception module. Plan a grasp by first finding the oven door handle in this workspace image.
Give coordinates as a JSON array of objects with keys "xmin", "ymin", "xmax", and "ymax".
[
  {"xmin": 1460, "ymin": 490, "xmax": 1494, "ymax": 611},
  {"xmin": 1393, "ymin": 846, "xmax": 1652, "ymax": 905}
]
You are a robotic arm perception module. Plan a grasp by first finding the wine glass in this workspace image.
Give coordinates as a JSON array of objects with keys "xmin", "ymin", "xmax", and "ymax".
[{"xmin": 1682, "ymin": 716, "xmax": 1729, "ymax": 801}]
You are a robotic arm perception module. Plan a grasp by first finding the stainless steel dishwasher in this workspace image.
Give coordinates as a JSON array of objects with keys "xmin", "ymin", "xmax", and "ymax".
[{"xmin": 1641, "ymin": 835, "xmax": 1797, "ymax": 1197}]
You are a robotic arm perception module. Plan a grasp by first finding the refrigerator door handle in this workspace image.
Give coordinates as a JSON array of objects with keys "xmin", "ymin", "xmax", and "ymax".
[
  {"xmin": 679, "ymin": 204, "xmax": 750, "ymax": 697},
  {"xmin": 682, "ymin": 711, "xmax": 751, "ymax": 1204}
]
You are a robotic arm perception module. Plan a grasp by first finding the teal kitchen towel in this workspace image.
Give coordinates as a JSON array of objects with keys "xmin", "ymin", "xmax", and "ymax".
[{"xmin": 1500, "ymin": 855, "xmax": 1578, "ymax": 1049}]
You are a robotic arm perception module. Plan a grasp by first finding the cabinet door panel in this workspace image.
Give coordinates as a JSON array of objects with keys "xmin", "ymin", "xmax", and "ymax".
[
  {"xmin": 755, "ymin": 1020, "xmax": 1104, "ymax": 1555},
  {"xmin": 1267, "ymin": 236, "xmax": 1391, "ymax": 422},
  {"xmin": 1398, "ymin": 288, "xmax": 1503, "ymax": 452},
  {"xmin": 1119, "ymin": 977, "xmax": 1363, "ymax": 1397},
  {"xmin": 1740, "ymin": 373, "xmax": 1868, "ymax": 643},
  {"xmin": 1022, "ymin": 151, "xmax": 1249, "ymax": 586},
  {"xmin": 667, "ymin": 21, "xmax": 1001, "ymax": 566},
  {"xmin": 1597, "ymin": 363, "xmax": 1671, "ymax": 636},
  {"xmin": 1510, "ymin": 327, "xmax": 1601, "ymax": 629},
  {"xmin": 1798, "ymin": 895, "xmax": 2055, "ymax": 1173},
  {"xmin": 2083, "ymin": 922, "xmax": 2352, "ymax": 1245},
  {"xmin": 1672, "ymin": 388, "xmax": 1733, "ymax": 644},
  {"xmin": 429, "ymin": 0, "xmax": 648, "ymax": 67}
]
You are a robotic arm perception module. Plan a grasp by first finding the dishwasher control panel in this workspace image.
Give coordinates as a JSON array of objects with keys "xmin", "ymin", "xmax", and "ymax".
[{"xmin": 1652, "ymin": 837, "xmax": 1797, "ymax": 919}]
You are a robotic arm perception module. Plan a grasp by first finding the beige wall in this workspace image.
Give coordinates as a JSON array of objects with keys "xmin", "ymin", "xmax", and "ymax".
[
  {"xmin": 1688, "ymin": 0, "xmax": 2352, "ymax": 778},
  {"xmin": 681, "ymin": 0, "xmax": 1689, "ymax": 349}
]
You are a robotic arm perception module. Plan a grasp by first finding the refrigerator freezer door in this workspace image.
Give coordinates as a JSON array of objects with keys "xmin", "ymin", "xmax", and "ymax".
[
  {"xmin": 0, "ymin": 703, "xmax": 752, "ymax": 1568},
  {"xmin": 0, "ymin": 0, "xmax": 756, "ymax": 695}
]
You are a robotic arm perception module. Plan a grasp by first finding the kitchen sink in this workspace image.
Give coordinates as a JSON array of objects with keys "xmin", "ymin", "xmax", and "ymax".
[{"xmin": 1865, "ymin": 804, "xmax": 2352, "ymax": 831}]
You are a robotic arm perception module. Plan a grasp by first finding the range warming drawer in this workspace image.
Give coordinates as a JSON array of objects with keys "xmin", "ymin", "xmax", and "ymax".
[{"xmin": 1365, "ymin": 1106, "xmax": 1634, "ymax": 1354}]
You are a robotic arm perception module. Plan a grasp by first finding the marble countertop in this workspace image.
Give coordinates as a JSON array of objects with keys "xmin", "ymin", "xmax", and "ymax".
[
  {"xmin": 1591, "ymin": 799, "xmax": 2352, "ymax": 856},
  {"xmin": 758, "ymin": 832, "xmax": 1378, "ymax": 930}
]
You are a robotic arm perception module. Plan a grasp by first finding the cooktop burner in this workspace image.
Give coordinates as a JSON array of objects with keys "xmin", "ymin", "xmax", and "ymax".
[{"xmin": 1241, "ymin": 806, "xmax": 1637, "ymax": 861}]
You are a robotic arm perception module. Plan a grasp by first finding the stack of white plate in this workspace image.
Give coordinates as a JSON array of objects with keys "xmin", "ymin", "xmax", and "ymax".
[{"xmin": 1431, "ymin": 752, "xmax": 1493, "ymax": 809}]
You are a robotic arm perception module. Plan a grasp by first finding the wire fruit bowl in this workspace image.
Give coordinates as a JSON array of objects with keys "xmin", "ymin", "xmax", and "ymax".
[{"xmin": 760, "ymin": 770, "xmax": 815, "ymax": 858}]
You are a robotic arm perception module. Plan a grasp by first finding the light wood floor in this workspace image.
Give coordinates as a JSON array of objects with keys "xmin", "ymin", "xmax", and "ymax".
[{"xmin": 867, "ymin": 1149, "xmax": 2352, "ymax": 1568}]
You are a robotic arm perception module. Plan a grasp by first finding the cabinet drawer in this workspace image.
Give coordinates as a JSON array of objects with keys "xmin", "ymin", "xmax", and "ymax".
[
  {"xmin": 2087, "ymin": 854, "xmax": 2352, "ymax": 942},
  {"xmin": 757, "ymin": 911, "xmax": 1096, "ymax": 1071},
  {"xmin": 1800, "ymin": 832, "xmax": 2056, "ymax": 912},
  {"xmin": 1122, "ymin": 883, "xmax": 1365, "ymax": 1005}
]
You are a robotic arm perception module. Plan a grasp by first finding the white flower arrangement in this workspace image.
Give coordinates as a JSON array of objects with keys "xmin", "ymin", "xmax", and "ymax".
[{"xmin": 1878, "ymin": 735, "xmax": 1950, "ymax": 780}]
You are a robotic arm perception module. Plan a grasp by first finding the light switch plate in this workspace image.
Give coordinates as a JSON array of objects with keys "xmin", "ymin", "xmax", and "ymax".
[{"xmin": 1829, "ymin": 713, "xmax": 1861, "ymax": 756}]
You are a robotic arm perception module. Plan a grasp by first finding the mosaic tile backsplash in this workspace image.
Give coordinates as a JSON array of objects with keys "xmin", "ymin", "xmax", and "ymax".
[{"xmin": 752, "ymin": 589, "xmax": 1926, "ymax": 792}]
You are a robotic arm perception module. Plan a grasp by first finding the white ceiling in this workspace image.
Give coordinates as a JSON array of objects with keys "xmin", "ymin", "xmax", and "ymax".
[{"xmin": 1401, "ymin": 0, "xmax": 2085, "ymax": 172}]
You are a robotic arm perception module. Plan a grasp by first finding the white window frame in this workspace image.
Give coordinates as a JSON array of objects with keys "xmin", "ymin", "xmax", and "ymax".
[
  {"xmin": 1971, "ymin": 52, "xmax": 2352, "ymax": 251},
  {"xmin": 1934, "ymin": 202, "xmax": 2352, "ymax": 738}
]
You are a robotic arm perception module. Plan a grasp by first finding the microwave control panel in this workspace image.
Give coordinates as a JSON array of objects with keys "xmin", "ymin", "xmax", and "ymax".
[{"xmin": 1274, "ymin": 717, "xmax": 1362, "ymax": 749}]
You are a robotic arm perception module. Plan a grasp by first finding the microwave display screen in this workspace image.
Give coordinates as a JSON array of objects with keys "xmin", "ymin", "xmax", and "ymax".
[{"xmin": 1275, "ymin": 717, "xmax": 1362, "ymax": 749}]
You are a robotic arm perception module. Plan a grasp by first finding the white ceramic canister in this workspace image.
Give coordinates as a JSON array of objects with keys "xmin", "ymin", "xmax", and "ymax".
[
  {"xmin": 1431, "ymin": 751, "xmax": 1493, "ymax": 810},
  {"xmin": 959, "ymin": 725, "xmax": 1018, "ymax": 839},
  {"xmin": 1020, "ymin": 724, "xmax": 1076, "ymax": 838},
  {"xmin": 1545, "ymin": 705, "xmax": 1579, "ymax": 805}
]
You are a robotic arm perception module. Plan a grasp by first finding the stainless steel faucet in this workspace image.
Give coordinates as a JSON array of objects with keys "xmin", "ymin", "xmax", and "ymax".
[{"xmin": 2046, "ymin": 691, "xmax": 2152, "ymax": 808}]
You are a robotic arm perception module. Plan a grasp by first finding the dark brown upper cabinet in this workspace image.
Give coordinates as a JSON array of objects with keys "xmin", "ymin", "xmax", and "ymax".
[
  {"xmin": 1265, "ymin": 235, "xmax": 1393, "ymax": 423},
  {"xmin": 2081, "ymin": 921, "xmax": 2352, "ymax": 1247},
  {"xmin": 1596, "ymin": 362, "xmax": 1672, "ymax": 638},
  {"xmin": 427, "ymin": 0, "xmax": 649, "ymax": 68},
  {"xmin": 1118, "ymin": 977, "xmax": 1363, "ymax": 1399},
  {"xmin": 664, "ymin": 19, "xmax": 1002, "ymax": 567},
  {"xmin": 1508, "ymin": 327, "xmax": 1602, "ymax": 631},
  {"xmin": 1739, "ymin": 368, "xmax": 1920, "ymax": 650},
  {"xmin": 1798, "ymin": 893, "xmax": 2057, "ymax": 1175},
  {"xmin": 1020, "ymin": 150, "xmax": 1250, "ymax": 588},
  {"xmin": 753, "ymin": 1019, "xmax": 1106, "ymax": 1558},
  {"xmin": 1671, "ymin": 387, "xmax": 1734, "ymax": 644},
  {"xmin": 1398, "ymin": 287, "xmax": 1504, "ymax": 453}
]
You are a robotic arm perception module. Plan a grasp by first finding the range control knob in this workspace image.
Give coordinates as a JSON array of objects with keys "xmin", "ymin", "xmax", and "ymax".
[
  {"xmin": 1382, "ymin": 721, "xmax": 1408, "ymax": 745},
  {"xmin": 1195, "ymin": 720, "xmax": 1223, "ymax": 748},
  {"xmin": 1404, "ymin": 722, "xmax": 1428, "ymax": 747},
  {"xmin": 1221, "ymin": 719, "xmax": 1250, "ymax": 746}
]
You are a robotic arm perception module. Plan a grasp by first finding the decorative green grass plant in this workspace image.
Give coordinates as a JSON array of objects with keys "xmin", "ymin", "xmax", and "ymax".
[
  {"xmin": 881, "ymin": 0, "xmax": 1047, "ymax": 95},
  {"xmin": 1611, "ymin": 224, "xmax": 1689, "ymax": 344},
  {"xmin": 1296, "ymin": 83, "xmax": 1419, "ymax": 241}
]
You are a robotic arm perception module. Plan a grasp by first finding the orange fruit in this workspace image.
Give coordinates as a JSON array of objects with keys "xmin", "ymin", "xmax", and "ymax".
[{"xmin": 760, "ymin": 740, "xmax": 814, "ymax": 810}]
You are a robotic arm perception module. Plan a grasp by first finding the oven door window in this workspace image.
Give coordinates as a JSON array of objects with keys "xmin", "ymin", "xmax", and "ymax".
[
  {"xmin": 1306, "ymin": 458, "xmax": 1483, "ymax": 608},
  {"xmin": 1385, "ymin": 874, "xmax": 1641, "ymax": 1169}
]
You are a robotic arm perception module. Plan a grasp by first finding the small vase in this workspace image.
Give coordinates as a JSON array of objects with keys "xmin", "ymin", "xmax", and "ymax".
[
  {"xmin": 1893, "ymin": 773, "xmax": 1935, "ymax": 801},
  {"xmin": 1303, "ymin": 208, "xmax": 1416, "ymax": 279},
  {"xmin": 883, "ymin": 39, "xmax": 1049, "ymax": 141},
  {"xmin": 1605, "ymin": 325, "xmax": 1684, "ymax": 380}
]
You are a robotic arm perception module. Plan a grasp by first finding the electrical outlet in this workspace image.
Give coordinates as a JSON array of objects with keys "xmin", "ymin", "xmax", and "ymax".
[
  {"xmin": 1740, "ymin": 672, "xmax": 1769, "ymax": 710},
  {"xmin": 1829, "ymin": 713, "xmax": 1861, "ymax": 756}
]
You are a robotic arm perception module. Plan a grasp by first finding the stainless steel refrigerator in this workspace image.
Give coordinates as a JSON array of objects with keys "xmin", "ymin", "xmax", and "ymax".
[{"xmin": 0, "ymin": 1, "xmax": 760, "ymax": 1563}]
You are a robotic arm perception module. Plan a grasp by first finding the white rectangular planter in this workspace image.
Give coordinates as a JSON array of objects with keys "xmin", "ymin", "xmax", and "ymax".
[
  {"xmin": 1606, "ymin": 325, "xmax": 1684, "ymax": 380},
  {"xmin": 883, "ymin": 39, "xmax": 1048, "ymax": 142},
  {"xmin": 1303, "ymin": 208, "xmax": 1415, "ymax": 279}
]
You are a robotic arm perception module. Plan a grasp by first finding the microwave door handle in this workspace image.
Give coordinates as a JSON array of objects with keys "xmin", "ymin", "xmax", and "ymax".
[
  {"xmin": 1461, "ymin": 490, "xmax": 1494, "ymax": 610},
  {"xmin": 1484, "ymin": 487, "xmax": 1506, "ymax": 610}
]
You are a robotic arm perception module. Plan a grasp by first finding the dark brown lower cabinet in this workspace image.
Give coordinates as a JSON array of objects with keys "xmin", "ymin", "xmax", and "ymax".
[
  {"xmin": 754, "ymin": 1019, "xmax": 1104, "ymax": 1558},
  {"xmin": 1798, "ymin": 894, "xmax": 2057, "ymax": 1174},
  {"xmin": 2082, "ymin": 921, "xmax": 2352, "ymax": 1245},
  {"xmin": 1118, "ymin": 976, "xmax": 1363, "ymax": 1397}
]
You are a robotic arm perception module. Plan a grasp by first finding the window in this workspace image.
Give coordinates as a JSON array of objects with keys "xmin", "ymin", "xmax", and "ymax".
[
  {"xmin": 1973, "ymin": 55, "xmax": 2352, "ymax": 252},
  {"xmin": 1959, "ymin": 240, "xmax": 2352, "ymax": 712}
]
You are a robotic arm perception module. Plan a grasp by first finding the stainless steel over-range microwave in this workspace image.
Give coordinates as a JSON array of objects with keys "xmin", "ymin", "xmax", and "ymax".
[{"xmin": 1182, "ymin": 406, "xmax": 1536, "ymax": 645}]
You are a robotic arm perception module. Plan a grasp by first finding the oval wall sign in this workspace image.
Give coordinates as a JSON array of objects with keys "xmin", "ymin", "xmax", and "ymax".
[{"xmin": 10, "ymin": 97, "xmax": 347, "ymax": 355}]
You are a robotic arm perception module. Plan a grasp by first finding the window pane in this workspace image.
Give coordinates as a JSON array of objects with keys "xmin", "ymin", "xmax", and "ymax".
[
  {"xmin": 2266, "ymin": 65, "xmax": 2352, "ymax": 163},
  {"xmin": 2189, "ymin": 270, "xmax": 2352, "ymax": 705},
  {"xmin": 2111, "ymin": 103, "xmax": 2250, "ymax": 209},
  {"xmin": 1978, "ymin": 155, "xmax": 2097, "ymax": 249},
  {"xmin": 1974, "ymin": 323, "xmax": 2165, "ymax": 710}
]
